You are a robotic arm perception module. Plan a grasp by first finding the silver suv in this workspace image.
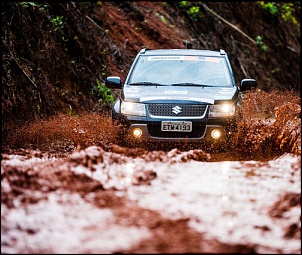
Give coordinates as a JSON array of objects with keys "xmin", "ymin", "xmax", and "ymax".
[{"xmin": 106, "ymin": 48, "xmax": 257, "ymax": 148}]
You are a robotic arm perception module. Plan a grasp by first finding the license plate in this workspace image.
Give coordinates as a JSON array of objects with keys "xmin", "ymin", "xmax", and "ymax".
[{"xmin": 161, "ymin": 121, "xmax": 192, "ymax": 132}]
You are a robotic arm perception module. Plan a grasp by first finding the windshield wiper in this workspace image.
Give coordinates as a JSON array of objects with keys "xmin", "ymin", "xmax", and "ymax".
[
  {"xmin": 171, "ymin": 83, "xmax": 214, "ymax": 87},
  {"xmin": 129, "ymin": 82, "xmax": 165, "ymax": 86}
]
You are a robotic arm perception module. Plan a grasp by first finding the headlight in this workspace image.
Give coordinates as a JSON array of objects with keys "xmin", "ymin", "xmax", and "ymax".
[
  {"xmin": 209, "ymin": 103, "xmax": 235, "ymax": 117},
  {"xmin": 121, "ymin": 101, "xmax": 146, "ymax": 116}
]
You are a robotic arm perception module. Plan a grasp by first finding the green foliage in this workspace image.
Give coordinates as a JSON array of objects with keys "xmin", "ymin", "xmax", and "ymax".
[
  {"xmin": 51, "ymin": 16, "xmax": 64, "ymax": 32},
  {"xmin": 258, "ymin": 1, "xmax": 278, "ymax": 15},
  {"xmin": 188, "ymin": 6, "xmax": 199, "ymax": 17},
  {"xmin": 257, "ymin": 2, "xmax": 299, "ymax": 27},
  {"xmin": 255, "ymin": 35, "xmax": 268, "ymax": 52},
  {"xmin": 160, "ymin": 16, "xmax": 167, "ymax": 23},
  {"xmin": 101, "ymin": 67, "xmax": 106, "ymax": 77},
  {"xmin": 281, "ymin": 3, "xmax": 299, "ymax": 25},
  {"xmin": 19, "ymin": 2, "xmax": 48, "ymax": 12},
  {"xmin": 155, "ymin": 12, "xmax": 167, "ymax": 24},
  {"xmin": 187, "ymin": 6, "xmax": 200, "ymax": 19},
  {"xmin": 179, "ymin": 1, "xmax": 188, "ymax": 8},
  {"xmin": 91, "ymin": 79, "xmax": 114, "ymax": 105},
  {"xmin": 51, "ymin": 16, "xmax": 69, "ymax": 50},
  {"xmin": 179, "ymin": 1, "xmax": 200, "ymax": 21},
  {"xmin": 19, "ymin": 2, "xmax": 38, "ymax": 8}
]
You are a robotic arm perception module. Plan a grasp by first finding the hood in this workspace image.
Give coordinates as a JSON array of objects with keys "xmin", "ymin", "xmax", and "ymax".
[{"xmin": 122, "ymin": 85, "xmax": 238, "ymax": 104}]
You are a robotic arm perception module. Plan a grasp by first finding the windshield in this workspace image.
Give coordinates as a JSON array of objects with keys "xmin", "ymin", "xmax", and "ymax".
[{"xmin": 128, "ymin": 55, "xmax": 232, "ymax": 86}]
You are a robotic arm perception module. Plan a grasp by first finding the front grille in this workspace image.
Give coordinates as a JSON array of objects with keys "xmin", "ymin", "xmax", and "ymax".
[
  {"xmin": 148, "ymin": 104, "xmax": 207, "ymax": 117},
  {"xmin": 148, "ymin": 123, "xmax": 205, "ymax": 138}
]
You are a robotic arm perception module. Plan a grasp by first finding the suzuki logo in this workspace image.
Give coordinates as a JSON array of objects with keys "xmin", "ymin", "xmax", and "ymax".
[{"xmin": 172, "ymin": 106, "xmax": 182, "ymax": 115}]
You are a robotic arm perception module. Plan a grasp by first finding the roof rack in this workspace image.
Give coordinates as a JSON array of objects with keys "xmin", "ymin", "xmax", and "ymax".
[
  {"xmin": 220, "ymin": 49, "xmax": 226, "ymax": 55},
  {"xmin": 140, "ymin": 47, "xmax": 151, "ymax": 54}
]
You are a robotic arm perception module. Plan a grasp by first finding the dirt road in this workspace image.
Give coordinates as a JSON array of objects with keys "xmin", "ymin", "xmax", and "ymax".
[
  {"xmin": 1, "ymin": 94, "xmax": 301, "ymax": 253},
  {"xmin": 1, "ymin": 143, "xmax": 301, "ymax": 254}
]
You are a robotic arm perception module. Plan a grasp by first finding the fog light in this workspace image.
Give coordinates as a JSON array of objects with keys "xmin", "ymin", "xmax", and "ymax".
[
  {"xmin": 211, "ymin": 129, "xmax": 222, "ymax": 139},
  {"xmin": 132, "ymin": 128, "xmax": 143, "ymax": 138}
]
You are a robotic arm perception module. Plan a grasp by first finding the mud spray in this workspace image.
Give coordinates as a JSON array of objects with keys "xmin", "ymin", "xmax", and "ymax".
[
  {"xmin": 3, "ymin": 90, "xmax": 301, "ymax": 162},
  {"xmin": 228, "ymin": 90, "xmax": 301, "ymax": 161}
]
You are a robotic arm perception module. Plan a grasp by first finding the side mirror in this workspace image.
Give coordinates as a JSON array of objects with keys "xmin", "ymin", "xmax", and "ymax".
[
  {"xmin": 105, "ymin": 76, "xmax": 122, "ymax": 89},
  {"xmin": 240, "ymin": 79, "xmax": 257, "ymax": 91}
]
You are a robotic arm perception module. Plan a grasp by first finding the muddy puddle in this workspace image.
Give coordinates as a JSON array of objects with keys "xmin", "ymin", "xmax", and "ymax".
[{"xmin": 1, "ymin": 90, "xmax": 301, "ymax": 253}]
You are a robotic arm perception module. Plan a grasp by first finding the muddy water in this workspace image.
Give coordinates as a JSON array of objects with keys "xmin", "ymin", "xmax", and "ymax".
[
  {"xmin": 227, "ymin": 90, "xmax": 301, "ymax": 159},
  {"xmin": 2, "ymin": 132, "xmax": 300, "ymax": 253},
  {"xmin": 3, "ymin": 90, "xmax": 300, "ymax": 162},
  {"xmin": 125, "ymin": 153, "xmax": 301, "ymax": 253},
  {"xmin": 106, "ymin": 90, "xmax": 301, "ymax": 161},
  {"xmin": 1, "ymin": 90, "xmax": 301, "ymax": 254}
]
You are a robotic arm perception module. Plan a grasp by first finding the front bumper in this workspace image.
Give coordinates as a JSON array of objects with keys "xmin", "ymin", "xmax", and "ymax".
[
  {"xmin": 127, "ymin": 123, "xmax": 228, "ymax": 143},
  {"xmin": 112, "ymin": 100, "xmax": 238, "ymax": 145}
]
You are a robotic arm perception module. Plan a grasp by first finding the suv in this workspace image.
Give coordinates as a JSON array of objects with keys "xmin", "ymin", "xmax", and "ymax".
[{"xmin": 105, "ymin": 48, "xmax": 256, "ymax": 148}]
